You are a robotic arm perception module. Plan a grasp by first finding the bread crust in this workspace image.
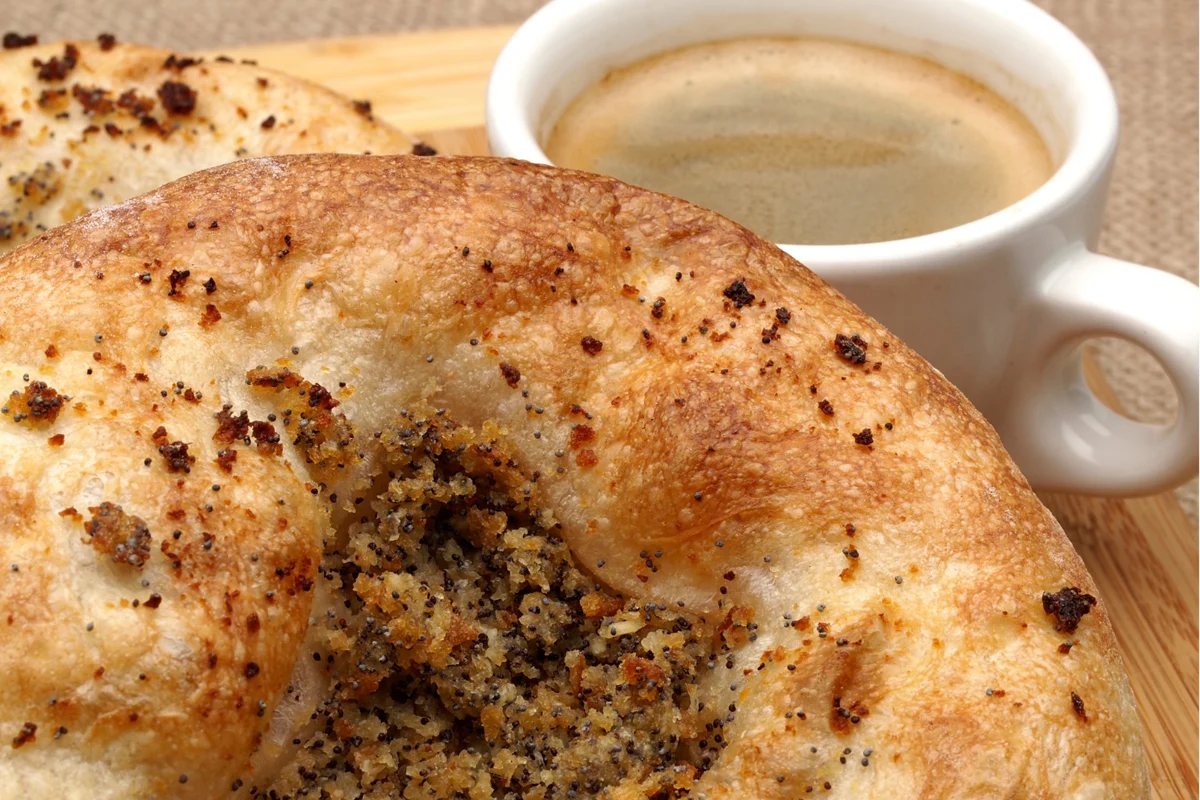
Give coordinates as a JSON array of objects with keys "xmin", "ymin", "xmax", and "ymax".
[
  {"xmin": 0, "ymin": 155, "xmax": 1147, "ymax": 797},
  {"xmin": 0, "ymin": 38, "xmax": 414, "ymax": 254}
]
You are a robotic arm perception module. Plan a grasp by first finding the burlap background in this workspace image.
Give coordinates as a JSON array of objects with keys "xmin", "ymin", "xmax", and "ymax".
[{"xmin": 10, "ymin": 0, "xmax": 1199, "ymax": 518}]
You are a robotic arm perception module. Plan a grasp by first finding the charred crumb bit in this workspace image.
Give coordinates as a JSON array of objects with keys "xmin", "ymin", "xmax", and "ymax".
[
  {"xmin": 187, "ymin": 220, "xmax": 196, "ymax": 229},
  {"xmin": 411, "ymin": 142, "xmax": 437, "ymax": 156},
  {"xmin": 1071, "ymin": 692, "xmax": 1088, "ymax": 722},
  {"xmin": 214, "ymin": 408, "xmax": 250, "ymax": 444},
  {"xmin": 9, "ymin": 381, "xmax": 64, "ymax": 424},
  {"xmin": 72, "ymin": 84, "xmax": 114, "ymax": 115},
  {"xmin": 723, "ymin": 279, "xmax": 755, "ymax": 309},
  {"xmin": 200, "ymin": 304, "xmax": 221, "ymax": 326},
  {"xmin": 216, "ymin": 448, "xmax": 237, "ymax": 472},
  {"xmin": 260, "ymin": 114, "xmax": 276, "ymax": 129},
  {"xmin": 255, "ymin": 413, "xmax": 288, "ymax": 449},
  {"xmin": 246, "ymin": 366, "xmax": 355, "ymax": 472},
  {"xmin": 1042, "ymin": 587, "xmax": 1096, "ymax": 633},
  {"xmin": 84, "ymin": 503, "xmax": 151, "ymax": 567},
  {"xmin": 761, "ymin": 324, "xmax": 779, "ymax": 344},
  {"xmin": 0, "ymin": 119, "xmax": 22, "ymax": 137},
  {"xmin": 834, "ymin": 333, "xmax": 868, "ymax": 365},
  {"xmin": 12, "ymin": 722, "xmax": 36, "ymax": 748},
  {"xmin": 853, "ymin": 429, "xmax": 874, "ymax": 446},
  {"xmin": 97, "ymin": 33, "xmax": 116, "ymax": 50},
  {"xmin": 138, "ymin": 114, "xmax": 164, "ymax": 135},
  {"xmin": 481, "ymin": 259, "xmax": 493, "ymax": 273},
  {"xmin": 244, "ymin": 662, "xmax": 260, "ymax": 679},
  {"xmin": 352, "ymin": 99, "xmax": 372, "ymax": 116},
  {"xmin": 499, "ymin": 363, "xmax": 520, "ymax": 388},
  {"xmin": 809, "ymin": 384, "xmax": 818, "ymax": 394},
  {"xmin": 818, "ymin": 400, "xmax": 834, "ymax": 416},
  {"xmin": 1058, "ymin": 641, "xmax": 1074, "ymax": 654},
  {"xmin": 34, "ymin": 44, "xmax": 79, "ymax": 81},
  {"xmin": 167, "ymin": 269, "xmax": 190, "ymax": 296},
  {"xmin": 157, "ymin": 80, "xmax": 196, "ymax": 115},
  {"xmin": 152, "ymin": 427, "xmax": 195, "ymax": 473},
  {"xmin": 208, "ymin": 220, "xmax": 218, "ymax": 229},
  {"xmin": 143, "ymin": 593, "xmax": 162, "ymax": 609},
  {"xmin": 37, "ymin": 88, "xmax": 67, "ymax": 109},
  {"xmin": 203, "ymin": 277, "xmax": 216, "ymax": 294},
  {"xmin": 568, "ymin": 425, "xmax": 595, "ymax": 450},
  {"xmin": 3, "ymin": 32, "xmax": 37, "ymax": 49},
  {"xmin": 776, "ymin": 307, "xmax": 791, "ymax": 325},
  {"xmin": 256, "ymin": 76, "xmax": 268, "ymax": 88},
  {"xmin": 306, "ymin": 383, "xmax": 337, "ymax": 410},
  {"xmin": 581, "ymin": 336, "xmax": 603, "ymax": 356},
  {"xmin": 162, "ymin": 54, "xmax": 200, "ymax": 70},
  {"xmin": 116, "ymin": 88, "xmax": 154, "ymax": 116}
]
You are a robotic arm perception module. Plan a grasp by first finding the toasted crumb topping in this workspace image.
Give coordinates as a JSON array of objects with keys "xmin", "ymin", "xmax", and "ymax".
[
  {"xmin": 247, "ymin": 366, "xmax": 355, "ymax": 473},
  {"xmin": 266, "ymin": 413, "xmax": 713, "ymax": 799}
]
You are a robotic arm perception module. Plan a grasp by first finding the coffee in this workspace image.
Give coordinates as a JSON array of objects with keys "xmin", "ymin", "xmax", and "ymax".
[{"xmin": 545, "ymin": 37, "xmax": 1053, "ymax": 245}]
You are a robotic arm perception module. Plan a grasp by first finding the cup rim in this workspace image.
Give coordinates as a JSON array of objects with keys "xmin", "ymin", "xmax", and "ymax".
[{"xmin": 486, "ymin": 0, "xmax": 1120, "ymax": 274}]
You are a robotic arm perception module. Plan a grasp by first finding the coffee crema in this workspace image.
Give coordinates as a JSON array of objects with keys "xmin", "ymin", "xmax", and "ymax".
[{"xmin": 545, "ymin": 37, "xmax": 1054, "ymax": 245}]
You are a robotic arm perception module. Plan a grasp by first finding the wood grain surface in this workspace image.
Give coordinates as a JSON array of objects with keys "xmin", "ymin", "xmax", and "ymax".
[{"xmin": 211, "ymin": 30, "xmax": 1199, "ymax": 800}]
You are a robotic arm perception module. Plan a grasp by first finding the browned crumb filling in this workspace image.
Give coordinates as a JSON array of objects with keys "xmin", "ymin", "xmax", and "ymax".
[{"xmin": 261, "ymin": 414, "xmax": 714, "ymax": 800}]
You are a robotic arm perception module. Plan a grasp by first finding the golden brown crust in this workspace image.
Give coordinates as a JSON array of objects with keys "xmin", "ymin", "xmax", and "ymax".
[
  {"xmin": 0, "ymin": 37, "xmax": 416, "ymax": 253},
  {"xmin": 0, "ymin": 155, "xmax": 1146, "ymax": 797}
]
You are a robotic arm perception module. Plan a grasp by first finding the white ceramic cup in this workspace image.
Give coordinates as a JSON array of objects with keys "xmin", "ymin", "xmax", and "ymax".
[{"xmin": 486, "ymin": 0, "xmax": 1200, "ymax": 496}]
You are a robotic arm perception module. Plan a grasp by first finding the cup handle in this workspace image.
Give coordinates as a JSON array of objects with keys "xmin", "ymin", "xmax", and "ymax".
[{"xmin": 998, "ymin": 247, "xmax": 1199, "ymax": 495}]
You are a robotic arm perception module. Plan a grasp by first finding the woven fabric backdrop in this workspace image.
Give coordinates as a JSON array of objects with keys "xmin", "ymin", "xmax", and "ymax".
[{"xmin": 11, "ymin": 0, "xmax": 1199, "ymax": 518}]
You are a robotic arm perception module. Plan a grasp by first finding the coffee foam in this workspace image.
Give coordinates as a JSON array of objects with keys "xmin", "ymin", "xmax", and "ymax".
[{"xmin": 545, "ymin": 37, "xmax": 1054, "ymax": 245}]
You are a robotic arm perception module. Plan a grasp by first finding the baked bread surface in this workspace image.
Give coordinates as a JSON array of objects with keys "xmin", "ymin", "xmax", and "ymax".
[
  {"xmin": 0, "ymin": 155, "xmax": 1146, "ymax": 798},
  {"xmin": 0, "ymin": 37, "xmax": 414, "ymax": 254}
]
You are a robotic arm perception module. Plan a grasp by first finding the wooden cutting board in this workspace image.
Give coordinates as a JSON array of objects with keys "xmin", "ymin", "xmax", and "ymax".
[{"xmin": 210, "ymin": 27, "xmax": 1199, "ymax": 799}]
